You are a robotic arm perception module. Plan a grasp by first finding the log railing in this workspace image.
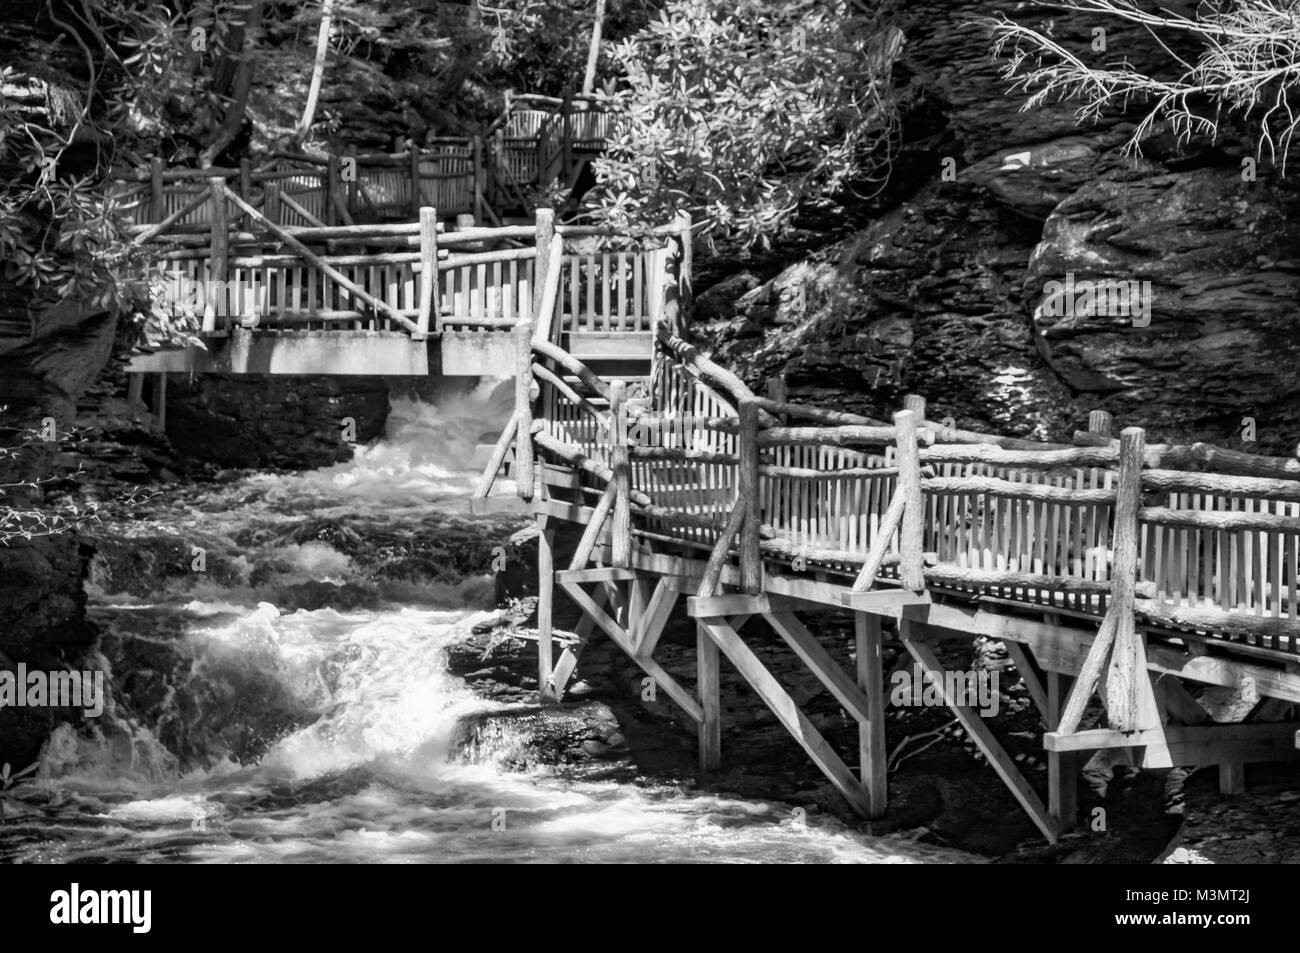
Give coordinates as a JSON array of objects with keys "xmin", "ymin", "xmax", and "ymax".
[
  {"xmin": 138, "ymin": 203, "xmax": 684, "ymax": 341},
  {"xmin": 483, "ymin": 328, "xmax": 1300, "ymax": 662},
  {"xmin": 113, "ymin": 144, "xmax": 484, "ymax": 229}
]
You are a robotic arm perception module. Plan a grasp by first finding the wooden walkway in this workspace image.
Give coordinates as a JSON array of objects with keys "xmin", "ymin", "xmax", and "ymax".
[
  {"xmin": 126, "ymin": 198, "xmax": 685, "ymax": 381},
  {"xmin": 122, "ymin": 185, "xmax": 1300, "ymax": 839},
  {"xmin": 111, "ymin": 95, "xmax": 610, "ymax": 231},
  {"xmin": 473, "ymin": 273, "xmax": 1300, "ymax": 841}
]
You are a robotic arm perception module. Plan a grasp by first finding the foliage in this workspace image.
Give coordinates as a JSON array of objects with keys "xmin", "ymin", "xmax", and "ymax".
[
  {"xmin": 0, "ymin": 410, "xmax": 101, "ymax": 547},
  {"xmin": 589, "ymin": 0, "xmax": 904, "ymax": 250},
  {"xmin": 473, "ymin": 0, "xmax": 660, "ymax": 99},
  {"xmin": 0, "ymin": 60, "xmax": 147, "ymax": 316},
  {"xmin": 989, "ymin": 0, "xmax": 1300, "ymax": 171}
]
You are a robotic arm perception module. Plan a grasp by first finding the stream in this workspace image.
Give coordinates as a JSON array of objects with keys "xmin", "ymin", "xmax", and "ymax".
[{"xmin": 0, "ymin": 384, "xmax": 978, "ymax": 863}]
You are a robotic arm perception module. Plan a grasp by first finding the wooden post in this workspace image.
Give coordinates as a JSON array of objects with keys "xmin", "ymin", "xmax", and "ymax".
[
  {"xmin": 417, "ymin": 206, "xmax": 438, "ymax": 338},
  {"xmin": 537, "ymin": 515, "xmax": 556, "ymax": 702},
  {"xmin": 561, "ymin": 91, "xmax": 573, "ymax": 181},
  {"xmin": 1106, "ymin": 426, "xmax": 1147, "ymax": 730},
  {"xmin": 263, "ymin": 181, "xmax": 281, "ymax": 225},
  {"xmin": 855, "ymin": 612, "xmax": 887, "ymax": 816},
  {"xmin": 346, "ymin": 146, "xmax": 359, "ymax": 217},
  {"xmin": 1219, "ymin": 760, "xmax": 1246, "ymax": 795},
  {"xmin": 894, "ymin": 409, "xmax": 925, "ymax": 591},
  {"xmin": 767, "ymin": 377, "xmax": 788, "ymax": 425},
  {"xmin": 151, "ymin": 373, "xmax": 167, "ymax": 430},
  {"xmin": 1089, "ymin": 410, "xmax": 1113, "ymax": 436},
  {"xmin": 514, "ymin": 322, "xmax": 535, "ymax": 501},
  {"xmin": 1047, "ymin": 671, "xmax": 1078, "ymax": 830},
  {"xmin": 472, "ymin": 135, "xmax": 485, "ymax": 222},
  {"xmin": 493, "ymin": 128, "xmax": 506, "ymax": 210},
  {"xmin": 149, "ymin": 157, "xmax": 165, "ymax": 223},
  {"xmin": 127, "ymin": 373, "xmax": 144, "ymax": 406},
  {"xmin": 409, "ymin": 141, "xmax": 423, "ymax": 218},
  {"xmin": 903, "ymin": 393, "xmax": 927, "ymax": 421},
  {"xmin": 203, "ymin": 177, "xmax": 229, "ymax": 333},
  {"xmin": 325, "ymin": 153, "xmax": 339, "ymax": 227},
  {"xmin": 738, "ymin": 398, "xmax": 762, "ymax": 594},
  {"xmin": 672, "ymin": 210, "xmax": 692, "ymax": 338},
  {"xmin": 697, "ymin": 620, "xmax": 721, "ymax": 771},
  {"xmin": 239, "ymin": 158, "xmax": 253, "ymax": 229},
  {"xmin": 532, "ymin": 207, "xmax": 555, "ymax": 329},
  {"xmin": 610, "ymin": 379, "xmax": 632, "ymax": 568}
]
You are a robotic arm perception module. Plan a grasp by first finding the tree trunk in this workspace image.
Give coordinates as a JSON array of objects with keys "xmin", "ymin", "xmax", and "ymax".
[
  {"xmin": 581, "ymin": 0, "xmax": 606, "ymax": 96},
  {"xmin": 200, "ymin": 0, "xmax": 265, "ymax": 168},
  {"xmin": 296, "ymin": 0, "xmax": 336, "ymax": 140}
]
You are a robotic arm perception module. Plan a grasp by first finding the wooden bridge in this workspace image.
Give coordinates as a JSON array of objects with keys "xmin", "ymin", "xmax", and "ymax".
[
  {"xmin": 472, "ymin": 283, "xmax": 1300, "ymax": 840},
  {"xmin": 126, "ymin": 179, "xmax": 686, "ymax": 392}
]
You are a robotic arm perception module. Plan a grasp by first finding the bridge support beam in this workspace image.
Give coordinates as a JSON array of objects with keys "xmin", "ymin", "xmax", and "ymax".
[
  {"xmin": 855, "ymin": 612, "xmax": 888, "ymax": 818},
  {"xmin": 537, "ymin": 515, "xmax": 556, "ymax": 702},
  {"xmin": 901, "ymin": 621, "xmax": 1059, "ymax": 842},
  {"xmin": 697, "ymin": 620, "xmax": 721, "ymax": 772},
  {"xmin": 151, "ymin": 372, "xmax": 167, "ymax": 430},
  {"xmin": 1047, "ymin": 671, "xmax": 1079, "ymax": 832}
]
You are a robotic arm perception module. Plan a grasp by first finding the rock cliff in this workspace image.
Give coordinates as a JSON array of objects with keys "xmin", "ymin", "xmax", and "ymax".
[{"xmin": 697, "ymin": 0, "xmax": 1300, "ymax": 454}]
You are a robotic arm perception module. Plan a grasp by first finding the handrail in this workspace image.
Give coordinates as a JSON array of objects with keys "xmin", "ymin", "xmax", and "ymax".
[
  {"xmin": 219, "ymin": 182, "xmax": 421, "ymax": 335},
  {"xmin": 654, "ymin": 326, "xmax": 775, "ymax": 426}
]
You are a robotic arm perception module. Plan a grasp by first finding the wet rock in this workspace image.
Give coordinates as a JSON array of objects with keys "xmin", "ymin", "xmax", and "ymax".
[
  {"xmin": 90, "ymin": 534, "xmax": 247, "ymax": 598},
  {"xmin": 164, "ymin": 374, "xmax": 390, "ymax": 469},
  {"xmin": 695, "ymin": 0, "xmax": 1300, "ymax": 452}
]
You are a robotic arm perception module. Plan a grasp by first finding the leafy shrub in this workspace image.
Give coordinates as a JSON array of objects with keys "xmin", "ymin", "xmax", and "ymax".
[{"xmin": 590, "ymin": 0, "xmax": 904, "ymax": 250}]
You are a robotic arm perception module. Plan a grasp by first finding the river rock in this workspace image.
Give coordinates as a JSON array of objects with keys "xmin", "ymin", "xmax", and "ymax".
[{"xmin": 164, "ymin": 374, "xmax": 390, "ymax": 469}]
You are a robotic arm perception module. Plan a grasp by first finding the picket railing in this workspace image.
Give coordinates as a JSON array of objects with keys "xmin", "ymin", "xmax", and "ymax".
[
  {"xmin": 137, "ymin": 195, "xmax": 690, "ymax": 350},
  {"xmin": 112, "ymin": 146, "xmax": 483, "ymax": 229}
]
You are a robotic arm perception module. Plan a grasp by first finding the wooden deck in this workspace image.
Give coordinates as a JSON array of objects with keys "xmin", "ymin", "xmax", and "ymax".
[{"xmin": 473, "ymin": 281, "xmax": 1300, "ymax": 841}]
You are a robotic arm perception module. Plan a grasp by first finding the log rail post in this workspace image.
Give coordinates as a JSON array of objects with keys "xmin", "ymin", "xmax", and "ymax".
[
  {"xmin": 417, "ymin": 206, "xmax": 438, "ymax": 338},
  {"xmin": 1105, "ymin": 426, "xmax": 1147, "ymax": 730},
  {"xmin": 611, "ymin": 379, "xmax": 632, "ymax": 568},
  {"xmin": 203, "ymin": 176, "xmax": 229, "ymax": 333},
  {"xmin": 514, "ymin": 321, "xmax": 536, "ymax": 501},
  {"xmin": 894, "ymin": 409, "xmax": 925, "ymax": 592},
  {"xmin": 738, "ymin": 398, "xmax": 762, "ymax": 594}
]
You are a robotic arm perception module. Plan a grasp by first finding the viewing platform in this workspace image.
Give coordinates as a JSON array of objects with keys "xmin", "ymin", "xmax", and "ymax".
[{"xmin": 125, "ymin": 193, "xmax": 689, "ymax": 397}]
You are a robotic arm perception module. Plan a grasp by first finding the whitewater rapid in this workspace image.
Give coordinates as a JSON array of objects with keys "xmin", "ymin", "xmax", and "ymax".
[{"xmin": 0, "ymin": 383, "xmax": 979, "ymax": 864}]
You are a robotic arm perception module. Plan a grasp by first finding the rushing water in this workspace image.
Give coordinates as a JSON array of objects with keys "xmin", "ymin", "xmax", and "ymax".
[{"xmin": 0, "ymin": 383, "xmax": 978, "ymax": 864}]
